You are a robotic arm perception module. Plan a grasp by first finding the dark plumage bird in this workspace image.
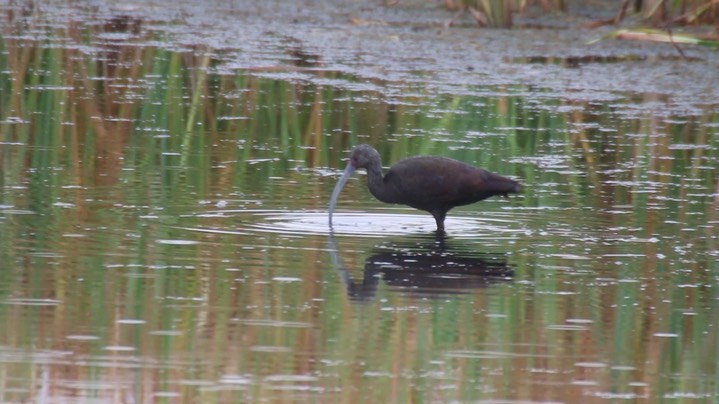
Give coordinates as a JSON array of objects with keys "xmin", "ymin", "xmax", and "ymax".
[{"xmin": 328, "ymin": 144, "xmax": 521, "ymax": 232}]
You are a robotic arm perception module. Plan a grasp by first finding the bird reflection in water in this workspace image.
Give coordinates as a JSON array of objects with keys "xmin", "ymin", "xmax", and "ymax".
[{"xmin": 327, "ymin": 234, "xmax": 514, "ymax": 301}]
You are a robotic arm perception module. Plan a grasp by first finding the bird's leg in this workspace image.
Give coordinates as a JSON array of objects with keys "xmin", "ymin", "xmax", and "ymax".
[
  {"xmin": 433, "ymin": 230, "xmax": 448, "ymax": 246},
  {"xmin": 432, "ymin": 210, "xmax": 446, "ymax": 234}
]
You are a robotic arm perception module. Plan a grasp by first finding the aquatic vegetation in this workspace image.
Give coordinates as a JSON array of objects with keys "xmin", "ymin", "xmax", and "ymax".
[
  {"xmin": 439, "ymin": 0, "xmax": 719, "ymax": 29},
  {"xmin": 441, "ymin": 0, "xmax": 566, "ymax": 27},
  {"xmin": 590, "ymin": 27, "xmax": 719, "ymax": 48},
  {"xmin": 634, "ymin": 0, "xmax": 719, "ymax": 25}
]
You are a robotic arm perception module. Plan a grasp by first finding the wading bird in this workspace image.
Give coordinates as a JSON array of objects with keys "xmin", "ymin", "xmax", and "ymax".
[{"xmin": 328, "ymin": 144, "xmax": 521, "ymax": 233}]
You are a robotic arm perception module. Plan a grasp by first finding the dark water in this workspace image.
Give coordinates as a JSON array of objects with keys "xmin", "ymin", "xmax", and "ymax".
[{"xmin": 1, "ymin": 1, "xmax": 718, "ymax": 402}]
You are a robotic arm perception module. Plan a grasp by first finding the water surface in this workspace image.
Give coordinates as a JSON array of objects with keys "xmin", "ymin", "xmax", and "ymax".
[{"xmin": 1, "ymin": 1, "xmax": 718, "ymax": 402}]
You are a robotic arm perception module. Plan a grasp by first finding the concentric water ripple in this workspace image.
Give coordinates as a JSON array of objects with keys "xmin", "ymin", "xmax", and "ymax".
[{"xmin": 184, "ymin": 209, "xmax": 529, "ymax": 239}]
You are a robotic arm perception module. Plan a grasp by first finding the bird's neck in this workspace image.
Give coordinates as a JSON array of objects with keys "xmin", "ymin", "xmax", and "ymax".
[{"xmin": 365, "ymin": 164, "xmax": 393, "ymax": 203}]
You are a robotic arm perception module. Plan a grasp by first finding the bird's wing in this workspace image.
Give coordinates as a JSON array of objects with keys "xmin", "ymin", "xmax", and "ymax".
[{"xmin": 385, "ymin": 157, "xmax": 484, "ymax": 207}]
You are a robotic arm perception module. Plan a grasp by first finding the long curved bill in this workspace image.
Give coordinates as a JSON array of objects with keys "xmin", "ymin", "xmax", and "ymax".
[{"xmin": 328, "ymin": 164, "xmax": 356, "ymax": 228}]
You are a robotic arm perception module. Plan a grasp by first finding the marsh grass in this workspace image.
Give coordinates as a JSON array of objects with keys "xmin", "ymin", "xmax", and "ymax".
[
  {"xmin": 2, "ymin": 26, "xmax": 717, "ymax": 220},
  {"xmin": 1, "ymin": 24, "xmax": 716, "ymax": 228},
  {"xmin": 442, "ymin": 0, "xmax": 719, "ymax": 29}
]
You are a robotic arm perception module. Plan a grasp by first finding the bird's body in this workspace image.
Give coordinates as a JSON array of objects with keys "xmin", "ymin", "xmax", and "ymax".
[{"xmin": 328, "ymin": 144, "xmax": 521, "ymax": 232}]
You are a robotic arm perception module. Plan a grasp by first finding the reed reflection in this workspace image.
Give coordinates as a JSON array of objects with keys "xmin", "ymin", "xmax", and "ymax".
[{"xmin": 328, "ymin": 233, "xmax": 513, "ymax": 301}]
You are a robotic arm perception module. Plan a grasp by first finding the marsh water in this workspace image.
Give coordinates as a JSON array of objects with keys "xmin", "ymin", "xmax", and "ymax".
[{"xmin": 1, "ymin": 1, "xmax": 719, "ymax": 402}]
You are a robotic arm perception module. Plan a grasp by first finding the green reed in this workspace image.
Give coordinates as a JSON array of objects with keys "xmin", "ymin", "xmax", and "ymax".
[
  {"xmin": 2, "ymin": 30, "xmax": 716, "ymax": 264},
  {"xmin": 445, "ymin": 0, "xmax": 718, "ymax": 28},
  {"xmin": 639, "ymin": 0, "xmax": 719, "ymax": 24}
]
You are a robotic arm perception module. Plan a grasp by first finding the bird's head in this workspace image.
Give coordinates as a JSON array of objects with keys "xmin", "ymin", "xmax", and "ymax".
[
  {"xmin": 329, "ymin": 144, "xmax": 381, "ymax": 228},
  {"xmin": 349, "ymin": 144, "xmax": 380, "ymax": 170}
]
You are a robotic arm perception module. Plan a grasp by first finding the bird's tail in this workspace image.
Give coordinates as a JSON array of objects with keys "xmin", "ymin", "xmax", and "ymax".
[{"xmin": 492, "ymin": 176, "xmax": 521, "ymax": 197}]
